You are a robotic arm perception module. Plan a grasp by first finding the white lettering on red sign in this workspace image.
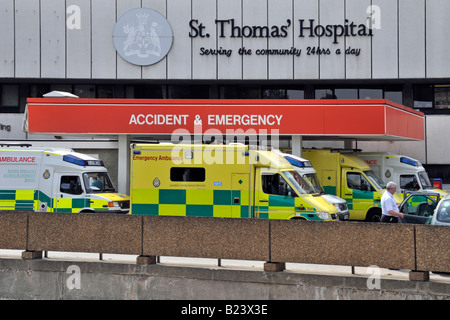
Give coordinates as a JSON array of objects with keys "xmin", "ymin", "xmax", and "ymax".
[
  {"xmin": 0, "ymin": 156, "xmax": 36, "ymax": 163},
  {"xmin": 129, "ymin": 114, "xmax": 189, "ymax": 126},
  {"xmin": 207, "ymin": 114, "xmax": 283, "ymax": 126}
]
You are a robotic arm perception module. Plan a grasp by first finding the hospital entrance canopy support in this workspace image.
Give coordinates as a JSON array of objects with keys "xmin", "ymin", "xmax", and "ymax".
[{"xmin": 25, "ymin": 98, "xmax": 424, "ymax": 141}]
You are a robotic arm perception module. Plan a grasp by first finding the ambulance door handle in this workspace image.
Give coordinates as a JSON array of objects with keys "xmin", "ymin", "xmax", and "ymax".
[
  {"xmin": 345, "ymin": 193, "xmax": 352, "ymax": 196},
  {"xmin": 233, "ymin": 197, "xmax": 240, "ymax": 204},
  {"xmin": 259, "ymin": 200, "xmax": 268, "ymax": 203}
]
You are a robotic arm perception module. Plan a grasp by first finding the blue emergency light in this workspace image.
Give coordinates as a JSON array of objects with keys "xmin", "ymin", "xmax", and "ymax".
[
  {"xmin": 400, "ymin": 157, "xmax": 418, "ymax": 167},
  {"xmin": 63, "ymin": 154, "xmax": 104, "ymax": 166},
  {"xmin": 285, "ymin": 156, "xmax": 309, "ymax": 168}
]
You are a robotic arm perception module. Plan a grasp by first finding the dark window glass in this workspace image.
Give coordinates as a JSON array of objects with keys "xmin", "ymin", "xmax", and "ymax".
[
  {"xmin": 170, "ymin": 167, "xmax": 206, "ymax": 182},
  {"xmin": 60, "ymin": 176, "xmax": 83, "ymax": 195}
]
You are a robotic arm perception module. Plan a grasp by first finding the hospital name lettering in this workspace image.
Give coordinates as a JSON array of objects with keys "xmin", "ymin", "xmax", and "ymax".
[{"xmin": 189, "ymin": 19, "xmax": 372, "ymax": 44}]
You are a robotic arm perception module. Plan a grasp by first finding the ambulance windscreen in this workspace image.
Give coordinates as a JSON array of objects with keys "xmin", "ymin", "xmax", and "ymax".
[
  {"xmin": 418, "ymin": 171, "xmax": 433, "ymax": 189},
  {"xmin": 283, "ymin": 170, "xmax": 314, "ymax": 194},
  {"xmin": 83, "ymin": 172, "xmax": 115, "ymax": 193}
]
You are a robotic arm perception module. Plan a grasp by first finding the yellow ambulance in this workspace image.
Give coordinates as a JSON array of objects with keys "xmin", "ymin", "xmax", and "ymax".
[
  {"xmin": 0, "ymin": 144, "xmax": 130, "ymax": 213},
  {"xmin": 130, "ymin": 143, "xmax": 338, "ymax": 221},
  {"xmin": 302, "ymin": 148, "xmax": 403, "ymax": 222}
]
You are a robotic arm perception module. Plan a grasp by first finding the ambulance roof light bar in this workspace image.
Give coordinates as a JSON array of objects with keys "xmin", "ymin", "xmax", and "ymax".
[
  {"xmin": 400, "ymin": 156, "xmax": 418, "ymax": 167},
  {"xmin": 63, "ymin": 154, "xmax": 104, "ymax": 167}
]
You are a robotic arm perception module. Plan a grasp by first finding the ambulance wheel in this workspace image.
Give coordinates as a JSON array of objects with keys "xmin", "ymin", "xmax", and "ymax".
[
  {"xmin": 79, "ymin": 210, "xmax": 95, "ymax": 214},
  {"xmin": 366, "ymin": 209, "xmax": 381, "ymax": 222}
]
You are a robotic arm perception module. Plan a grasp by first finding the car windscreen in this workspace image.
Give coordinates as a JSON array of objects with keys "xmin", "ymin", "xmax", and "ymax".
[{"xmin": 436, "ymin": 199, "xmax": 450, "ymax": 222}]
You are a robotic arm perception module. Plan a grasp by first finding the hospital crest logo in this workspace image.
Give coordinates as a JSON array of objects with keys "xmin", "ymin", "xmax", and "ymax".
[
  {"xmin": 113, "ymin": 8, "xmax": 173, "ymax": 66},
  {"xmin": 43, "ymin": 170, "xmax": 51, "ymax": 179},
  {"xmin": 153, "ymin": 177, "xmax": 161, "ymax": 188}
]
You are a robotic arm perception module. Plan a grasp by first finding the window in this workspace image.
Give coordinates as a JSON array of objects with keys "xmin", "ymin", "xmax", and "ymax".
[
  {"xmin": 170, "ymin": 167, "xmax": 205, "ymax": 182},
  {"xmin": 335, "ymin": 89, "xmax": 358, "ymax": 99},
  {"xmin": 83, "ymin": 172, "xmax": 116, "ymax": 194},
  {"xmin": 262, "ymin": 87, "xmax": 305, "ymax": 99},
  {"xmin": 359, "ymin": 88, "xmax": 383, "ymax": 99},
  {"xmin": 435, "ymin": 86, "xmax": 450, "ymax": 109},
  {"xmin": 315, "ymin": 89, "xmax": 336, "ymax": 99},
  {"xmin": 385, "ymin": 91, "xmax": 403, "ymax": 104},
  {"xmin": 262, "ymin": 173, "xmax": 296, "ymax": 196},
  {"xmin": 400, "ymin": 174, "xmax": 419, "ymax": 190},
  {"xmin": 74, "ymin": 85, "xmax": 95, "ymax": 98},
  {"xmin": 413, "ymin": 85, "xmax": 433, "ymax": 109},
  {"xmin": 1, "ymin": 85, "xmax": 20, "ymax": 112},
  {"xmin": 347, "ymin": 172, "xmax": 374, "ymax": 191},
  {"xmin": 60, "ymin": 176, "xmax": 83, "ymax": 195},
  {"xmin": 169, "ymin": 85, "xmax": 209, "ymax": 99},
  {"xmin": 220, "ymin": 85, "xmax": 261, "ymax": 99}
]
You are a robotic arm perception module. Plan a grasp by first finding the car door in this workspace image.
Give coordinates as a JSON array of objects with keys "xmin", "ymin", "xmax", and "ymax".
[{"xmin": 399, "ymin": 194, "xmax": 438, "ymax": 224}]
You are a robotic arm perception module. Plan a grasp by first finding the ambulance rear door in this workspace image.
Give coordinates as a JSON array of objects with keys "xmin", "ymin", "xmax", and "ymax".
[{"xmin": 231, "ymin": 173, "xmax": 250, "ymax": 218}]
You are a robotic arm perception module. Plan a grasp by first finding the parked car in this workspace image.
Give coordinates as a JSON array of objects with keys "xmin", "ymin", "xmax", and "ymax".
[
  {"xmin": 398, "ymin": 191, "xmax": 443, "ymax": 224},
  {"xmin": 431, "ymin": 193, "xmax": 450, "ymax": 226}
]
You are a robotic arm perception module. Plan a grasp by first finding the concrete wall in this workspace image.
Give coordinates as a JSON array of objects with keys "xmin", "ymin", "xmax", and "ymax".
[
  {"xmin": 1, "ymin": 212, "xmax": 449, "ymax": 273},
  {"xmin": 0, "ymin": 258, "xmax": 449, "ymax": 300}
]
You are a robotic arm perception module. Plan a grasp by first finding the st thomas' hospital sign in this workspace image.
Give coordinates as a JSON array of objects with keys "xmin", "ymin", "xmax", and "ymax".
[
  {"xmin": 189, "ymin": 18, "xmax": 374, "ymax": 58},
  {"xmin": 111, "ymin": 7, "xmax": 380, "ymax": 66}
]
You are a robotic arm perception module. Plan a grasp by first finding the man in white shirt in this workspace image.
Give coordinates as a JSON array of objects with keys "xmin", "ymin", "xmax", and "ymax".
[{"xmin": 381, "ymin": 181, "xmax": 404, "ymax": 223}]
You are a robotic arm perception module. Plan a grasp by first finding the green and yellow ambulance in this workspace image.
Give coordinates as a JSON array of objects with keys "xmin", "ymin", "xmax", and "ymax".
[
  {"xmin": 0, "ymin": 144, "xmax": 129, "ymax": 213},
  {"xmin": 130, "ymin": 143, "xmax": 338, "ymax": 221},
  {"xmin": 302, "ymin": 148, "xmax": 403, "ymax": 222}
]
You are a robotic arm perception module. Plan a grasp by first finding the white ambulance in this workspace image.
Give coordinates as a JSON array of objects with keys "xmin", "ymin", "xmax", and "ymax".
[
  {"xmin": 0, "ymin": 144, "xmax": 130, "ymax": 213},
  {"xmin": 278, "ymin": 152, "xmax": 350, "ymax": 221},
  {"xmin": 355, "ymin": 152, "xmax": 447, "ymax": 196}
]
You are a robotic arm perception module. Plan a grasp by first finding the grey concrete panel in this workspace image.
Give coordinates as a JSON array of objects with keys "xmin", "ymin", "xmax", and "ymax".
[
  {"xmin": 345, "ymin": 0, "xmax": 372, "ymax": 79},
  {"xmin": 426, "ymin": 0, "xmax": 450, "ymax": 78},
  {"xmin": 242, "ymin": 0, "xmax": 268, "ymax": 80},
  {"xmin": 399, "ymin": 0, "xmax": 425, "ymax": 79},
  {"xmin": 66, "ymin": 0, "xmax": 92, "ymax": 78},
  {"xmin": 40, "ymin": 0, "xmax": 66, "ymax": 78},
  {"xmin": 167, "ymin": 0, "xmax": 191, "ymax": 79},
  {"xmin": 372, "ymin": 0, "xmax": 398, "ymax": 79},
  {"xmin": 14, "ymin": 0, "xmax": 40, "ymax": 78},
  {"xmin": 192, "ymin": 0, "xmax": 217, "ymax": 80},
  {"xmin": 217, "ymin": 0, "xmax": 243, "ymax": 80},
  {"xmin": 91, "ymin": 0, "xmax": 116, "ymax": 79},
  {"xmin": 0, "ymin": 0, "xmax": 15, "ymax": 77}
]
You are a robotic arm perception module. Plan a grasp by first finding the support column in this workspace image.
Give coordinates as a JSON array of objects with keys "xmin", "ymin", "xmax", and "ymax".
[
  {"xmin": 344, "ymin": 139, "xmax": 354, "ymax": 150},
  {"xmin": 291, "ymin": 135, "xmax": 302, "ymax": 157},
  {"xmin": 118, "ymin": 135, "xmax": 130, "ymax": 195}
]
